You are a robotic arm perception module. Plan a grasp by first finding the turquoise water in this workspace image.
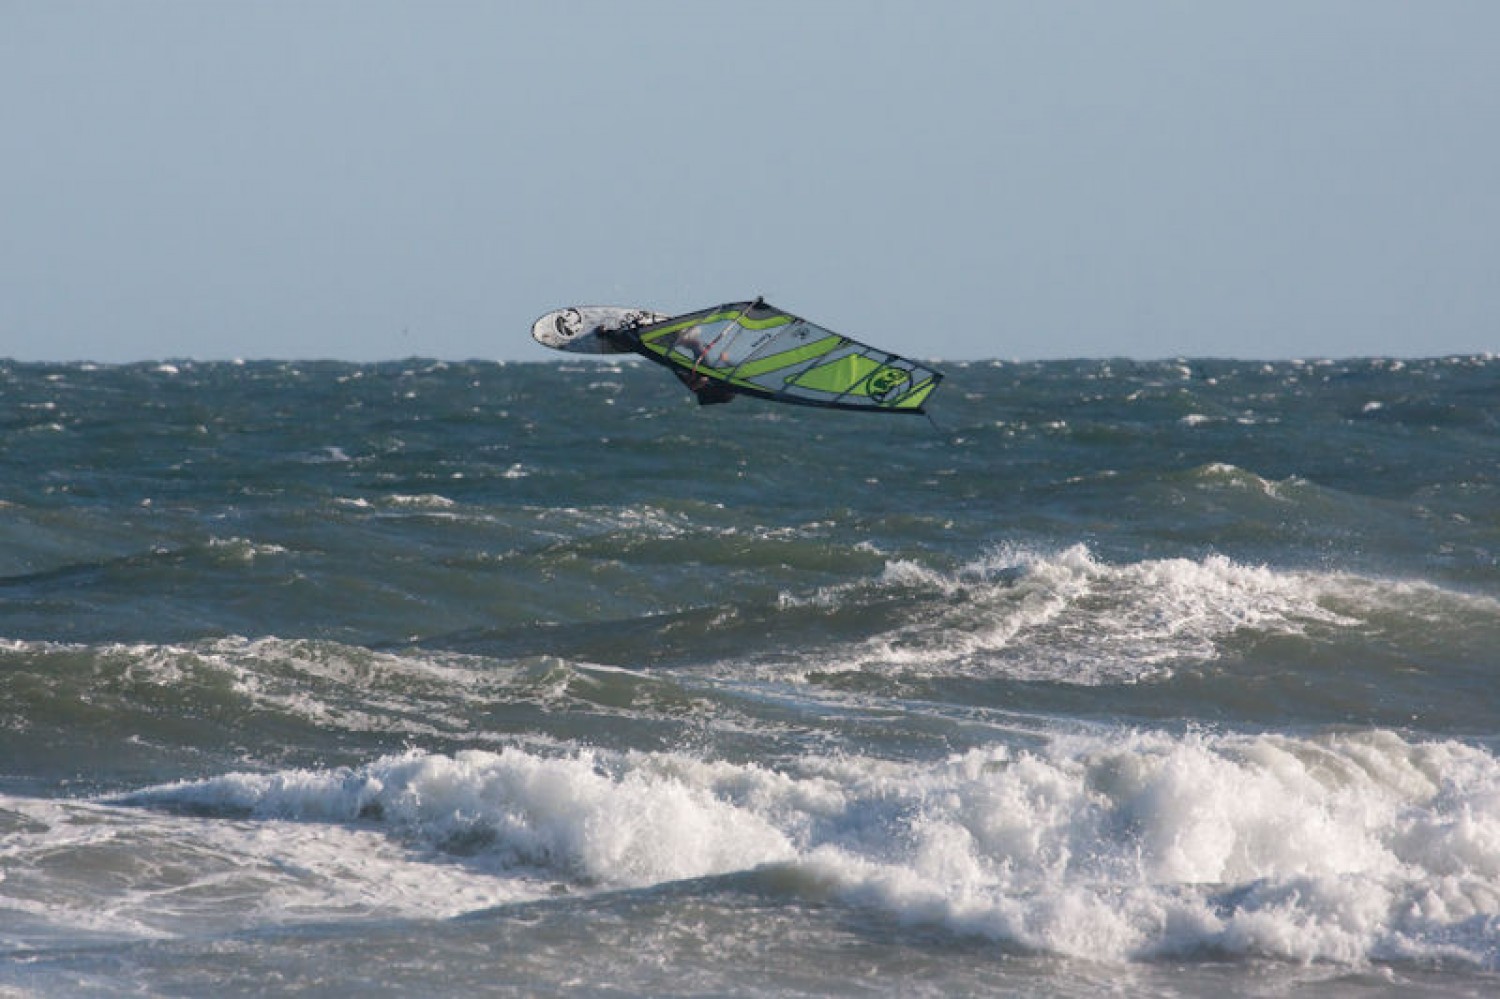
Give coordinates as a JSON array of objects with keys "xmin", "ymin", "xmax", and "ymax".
[{"xmin": 2, "ymin": 355, "xmax": 1498, "ymax": 995}]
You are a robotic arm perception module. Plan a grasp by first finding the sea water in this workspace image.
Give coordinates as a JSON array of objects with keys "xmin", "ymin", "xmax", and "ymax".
[{"xmin": 1, "ymin": 355, "xmax": 1497, "ymax": 995}]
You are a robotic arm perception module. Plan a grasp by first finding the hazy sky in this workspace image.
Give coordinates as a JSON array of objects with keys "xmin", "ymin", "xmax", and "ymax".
[{"xmin": 3, "ymin": 1, "xmax": 1497, "ymax": 363}]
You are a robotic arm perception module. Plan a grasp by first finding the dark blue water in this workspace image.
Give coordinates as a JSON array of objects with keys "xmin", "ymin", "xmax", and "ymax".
[{"xmin": 2, "ymin": 355, "xmax": 1498, "ymax": 995}]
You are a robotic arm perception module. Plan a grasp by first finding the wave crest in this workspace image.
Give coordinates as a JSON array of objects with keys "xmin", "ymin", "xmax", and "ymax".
[
  {"xmin": 794, "ymin": 544, "xmax": 1373, "ymax": 684},
  {"xmin": 97, "ymin": 727, "xmax": 1500, "ymax": 966}
]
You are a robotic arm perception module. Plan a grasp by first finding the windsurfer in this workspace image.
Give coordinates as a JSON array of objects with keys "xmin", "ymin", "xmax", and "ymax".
[{"xmin": 674, "ymin": 327, "xmax": 736, "ymax": 405}]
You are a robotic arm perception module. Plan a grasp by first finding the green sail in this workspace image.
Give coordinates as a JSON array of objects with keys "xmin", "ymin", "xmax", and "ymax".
[{"xmin": 624, "ymin": 300, "xmax": 943, "ymax": 413}]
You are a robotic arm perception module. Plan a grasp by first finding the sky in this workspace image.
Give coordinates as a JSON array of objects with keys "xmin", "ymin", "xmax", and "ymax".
[{"xmin": 2, "ymin": 1, "xmax": 1497, "ymax": 363}]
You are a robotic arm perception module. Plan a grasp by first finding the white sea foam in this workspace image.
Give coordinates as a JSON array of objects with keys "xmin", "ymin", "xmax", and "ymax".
[
  {"xmin": 785, "ymin": 544, "xmax": 1378, "ymax": 684},
  {"xmin": 205, "ymin": 536, "xmax": 290, "ymax": 562},
  {"xmin": 296, "ymin": 445, "xmax": 353, "ymax": 464},
  {"xmin": 122, "ymin": 749, "xmax": 798, "ymax": 888},
  {"xmin": 0, "ymin": 637, "xmax": 695, "ymax": 742},
  {"xmin": 795, "ymin": 729, "xmax": 1500, "ymax": 966},
  {"xmin": 385, "ymin": 493, "xmax": 456, "ymax": 509},
  {"xmin": 0, "ymin": 793, "xmax": 532, "ymax": 944},
  {"xmin": 25, "ymin": 727, "xmax": 1494, "ymax": 967},
  {"xmin": 1192, "ymin": 461, "xmax": 1306, "ymax": 499},
  {"xmin": 189, "ymin": 637, "xmax": 507, "ymax": 736}
]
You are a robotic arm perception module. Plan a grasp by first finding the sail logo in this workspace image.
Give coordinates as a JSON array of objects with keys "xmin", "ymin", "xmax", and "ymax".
[
  {"xmin": 554, "ymin": 308, "xmax": 584, "ymax": 339},
  {"xmin": 867, "ymin": 366, "xmax": 910, "ymax": 400}
]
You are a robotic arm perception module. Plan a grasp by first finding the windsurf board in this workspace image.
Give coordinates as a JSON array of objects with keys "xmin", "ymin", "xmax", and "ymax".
[{"xmin": 531, "ymin": 306, "xmax": 668, "ymax": 355}]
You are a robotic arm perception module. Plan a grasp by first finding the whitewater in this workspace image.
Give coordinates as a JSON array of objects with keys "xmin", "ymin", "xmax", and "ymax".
[{"xmin": 2, "ymin": 354, "xmax": 1497, "ymax": 995}]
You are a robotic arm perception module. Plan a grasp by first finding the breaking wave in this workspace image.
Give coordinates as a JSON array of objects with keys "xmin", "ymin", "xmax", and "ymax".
[
  {"xmin": 83, "ymin": 726, "xmax": 1500, "ymax": 967},
  {"xmin": 779, "ymin": 544, "xmax": 1499, "ymax": 686}
]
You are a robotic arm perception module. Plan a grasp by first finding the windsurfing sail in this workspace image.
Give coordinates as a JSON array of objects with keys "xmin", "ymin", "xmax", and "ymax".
[{"xmin": 606, "ymin": 300, "xmax": 943, "ymax": 413}]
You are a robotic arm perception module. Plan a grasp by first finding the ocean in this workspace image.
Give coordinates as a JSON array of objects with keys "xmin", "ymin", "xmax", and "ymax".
[{"xmin": 1, "ymin": 353, "xmax": 1497, "ymax": 996}]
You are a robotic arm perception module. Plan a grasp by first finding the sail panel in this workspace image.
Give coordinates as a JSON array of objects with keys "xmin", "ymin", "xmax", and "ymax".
[
  {"xmin": 628, "ymin": 301, "xmax": 942, "ymax": 413},
  {"xmin": 733, "ymin": 334, "xmax": 842, "ymax": 379}
]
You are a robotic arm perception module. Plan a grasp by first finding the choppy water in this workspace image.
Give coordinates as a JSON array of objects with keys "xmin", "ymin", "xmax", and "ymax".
[{"xmin": 2, "ymin": 354, "xmax": 1498, "ymax": 996}]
